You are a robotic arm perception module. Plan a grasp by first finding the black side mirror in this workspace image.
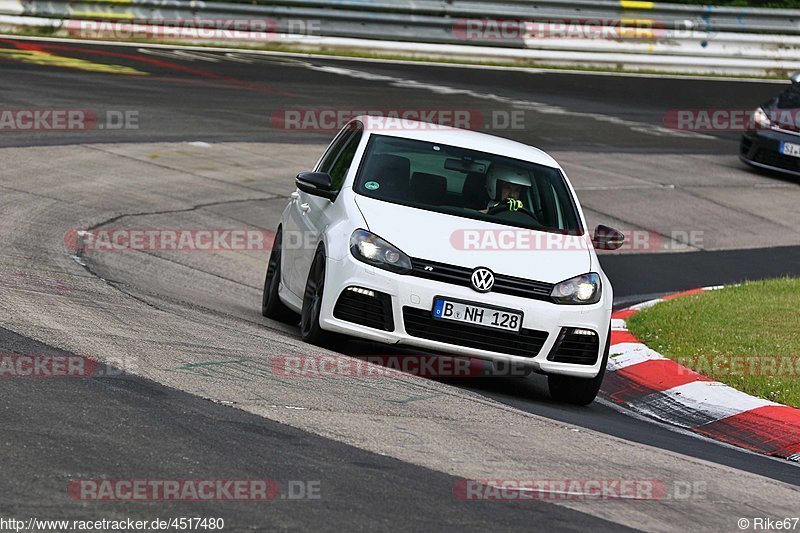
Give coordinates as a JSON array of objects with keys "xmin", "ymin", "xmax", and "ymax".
[
  {"xmin": 791, "ymin": 72, "xmax": 800, "ymax": 87},
  {"xmin": 592, "ymin": 225, "xmax": 625, "ymax": 251},
  {"xmin": 296, "ymin": 172, "xmax": 335, "ymax": 200}
]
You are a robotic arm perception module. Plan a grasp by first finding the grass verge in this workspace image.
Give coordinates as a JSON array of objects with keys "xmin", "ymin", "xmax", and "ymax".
[{"xmin": 626, "ymin": 278, "xmax": 800, "ymax": 408}]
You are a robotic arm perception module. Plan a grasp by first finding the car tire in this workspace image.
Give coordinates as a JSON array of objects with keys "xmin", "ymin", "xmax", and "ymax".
[
  {"xmin": 299, "ymin": 246, "xmax": 330, "ymax": 345},
  {"xmin": 547, "ymin": 325, "xmax": 610, "ymax": 406},
  {"xmin": 261, "ymin": 227, "xmax": 299, "ymax": 324}
]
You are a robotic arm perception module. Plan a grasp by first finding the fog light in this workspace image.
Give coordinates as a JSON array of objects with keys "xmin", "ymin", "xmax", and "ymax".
[
  {"xmin": 571, "ymin": 328, "xmax": 596, "ymax": 336},
  {"xmin": 346, "ymin": 286, "xmax": 375, "ymax": 297}
]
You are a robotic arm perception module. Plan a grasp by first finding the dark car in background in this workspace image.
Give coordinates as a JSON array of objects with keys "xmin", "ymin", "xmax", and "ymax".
[{"xmin": 740, "ymin": 73, "xmax": 800, "ymax": 177}]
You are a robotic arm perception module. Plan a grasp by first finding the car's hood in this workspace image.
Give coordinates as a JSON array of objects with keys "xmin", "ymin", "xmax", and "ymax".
[{"xmin": 354, "ymin": 195, "xmax": 592, "ymax": 283}]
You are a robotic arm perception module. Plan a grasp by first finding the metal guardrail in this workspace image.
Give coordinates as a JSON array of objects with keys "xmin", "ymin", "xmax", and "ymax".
[
  {"xmin": 2, "ymin": 0, "xmax": 800, "ymax": 75},
  {"xmin": 25, "ymin": 0, "xmax": 800, "ymax": 35}
]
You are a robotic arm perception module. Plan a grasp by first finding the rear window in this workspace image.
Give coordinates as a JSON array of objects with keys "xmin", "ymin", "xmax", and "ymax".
[{"xmin": 354, "ymin": 135, "xmax": 583, "ymax": 234}]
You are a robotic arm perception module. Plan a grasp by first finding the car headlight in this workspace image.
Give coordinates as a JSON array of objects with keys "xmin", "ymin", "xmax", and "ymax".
[
  {"xmin": 551, "ymin": 273, "xmax": 601, "ymax": 305},
  {"xmin": 350, "ymin": 229, "xmax": 412, "ymax": 274},
  {"xmin": 753, "ymin": 107, "xmax": 772, "ymax": 129}
]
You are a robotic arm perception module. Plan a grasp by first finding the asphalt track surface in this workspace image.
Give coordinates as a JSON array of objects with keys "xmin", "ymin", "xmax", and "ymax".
[
  {"xmin": 1, "ymin": 326, "xmax": 624, "ymax": 532},
  {"xmin": 0, "ymin": 37, "xmax": 790, "ymax": 150},
  {"xmin": 1, "ymin": 37, "xmax": 800, "ymax": 531}
]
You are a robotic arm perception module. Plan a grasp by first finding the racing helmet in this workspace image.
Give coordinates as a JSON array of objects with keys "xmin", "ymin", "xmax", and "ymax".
[{"xmin": 485, "ymin": 163, "xmax": 532, "ymax": 201}]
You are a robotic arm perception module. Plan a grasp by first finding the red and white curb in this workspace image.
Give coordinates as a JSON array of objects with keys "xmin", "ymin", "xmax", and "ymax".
[{"xmin": 603, "ymin": 287, "xmax": 800, "ymax": 462}]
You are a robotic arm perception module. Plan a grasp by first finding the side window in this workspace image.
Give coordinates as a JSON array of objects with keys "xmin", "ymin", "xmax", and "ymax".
[
  {"xmin": 328, "ymin": 127, "xmax": 363, "ymax": 191},
  {"xmin": 316, "ymin": 121, "xmax": 363, "ymax": 179},
  {"xmin": 317, "ymin": 129, "xmax": 351, "ymax": 174}
]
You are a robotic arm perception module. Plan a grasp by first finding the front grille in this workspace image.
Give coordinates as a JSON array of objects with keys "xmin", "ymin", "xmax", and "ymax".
[
  {"xmin": 547, "ymin": 328, "xmax": 599, "ymax": 365},
  {"xmin": 333, "ymin": 287, "xmax": 394, "ymax": 331},
  {"xmin": 753, "ymin": 148, "xmax": 800, "ymax": 171},
  {"xmin": 410, "ymin": 258, "xmax": 554, "ymax": 301},
  {"xmin": 402, "ymin": 306, "xmax": 548, "ymax": 357}
]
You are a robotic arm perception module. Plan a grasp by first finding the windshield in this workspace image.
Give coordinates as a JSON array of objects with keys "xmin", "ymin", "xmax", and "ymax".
[{"xmin": 353, "ymin": 135, "xmax": 583, "ymax": 234}]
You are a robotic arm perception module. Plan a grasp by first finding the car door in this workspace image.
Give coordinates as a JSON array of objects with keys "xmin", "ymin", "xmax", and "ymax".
[{"xmin": 285, "ymin": 121, "xmax": 364, "ymax": 297}]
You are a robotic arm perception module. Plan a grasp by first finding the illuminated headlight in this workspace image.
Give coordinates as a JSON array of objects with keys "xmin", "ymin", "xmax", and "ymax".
[
  {"xmin": 753, "ymin": 107, "xmax": 772, "ymax": 129},
  {"xmin": 350, "ymin": 229, "xmax": 412, "ymax": 274},
  {"xmin": 551, "ymin": 273, "xmax": 601, "ymax": 305}
]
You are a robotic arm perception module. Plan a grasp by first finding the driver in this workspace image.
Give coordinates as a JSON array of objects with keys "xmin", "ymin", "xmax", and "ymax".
[{"xmin": 481, "ymin": 163, "xmax": 531, "ymax": 213}]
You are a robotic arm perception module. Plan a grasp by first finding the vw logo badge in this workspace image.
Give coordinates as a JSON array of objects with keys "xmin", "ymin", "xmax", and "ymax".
[{"xmin": 470, "ymin": 267, "xmax": 494, "ymax": 293}]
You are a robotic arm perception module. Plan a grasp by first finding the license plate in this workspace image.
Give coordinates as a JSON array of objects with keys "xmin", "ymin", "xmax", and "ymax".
[
  {"xmin": 432, "ymin": 298, "xmax": 522, "ymax": 332},
  {"xmin": 780, "ymin": 142, "xmax": 800, "ymax": 158}
]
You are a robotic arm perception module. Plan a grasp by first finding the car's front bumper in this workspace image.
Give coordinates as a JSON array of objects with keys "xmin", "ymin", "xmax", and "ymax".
[
  {"xmin": 318, "ymin": 253, "xmax": 611, "ymax": 378},
  {"xmin": 740, "ymin": 128, "xmax": 800, "ymax": 177}
]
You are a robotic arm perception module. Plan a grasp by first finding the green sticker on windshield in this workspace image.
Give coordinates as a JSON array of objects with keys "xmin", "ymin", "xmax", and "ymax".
[{"xmin": 365, "ymin": 181, "xmax": 380, "ymax": 190}]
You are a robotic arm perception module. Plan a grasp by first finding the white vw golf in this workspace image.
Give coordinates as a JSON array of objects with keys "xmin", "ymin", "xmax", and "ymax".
[{"xmin": 262, "ymin": 116, "xmax": 624, "ymax": 404}]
